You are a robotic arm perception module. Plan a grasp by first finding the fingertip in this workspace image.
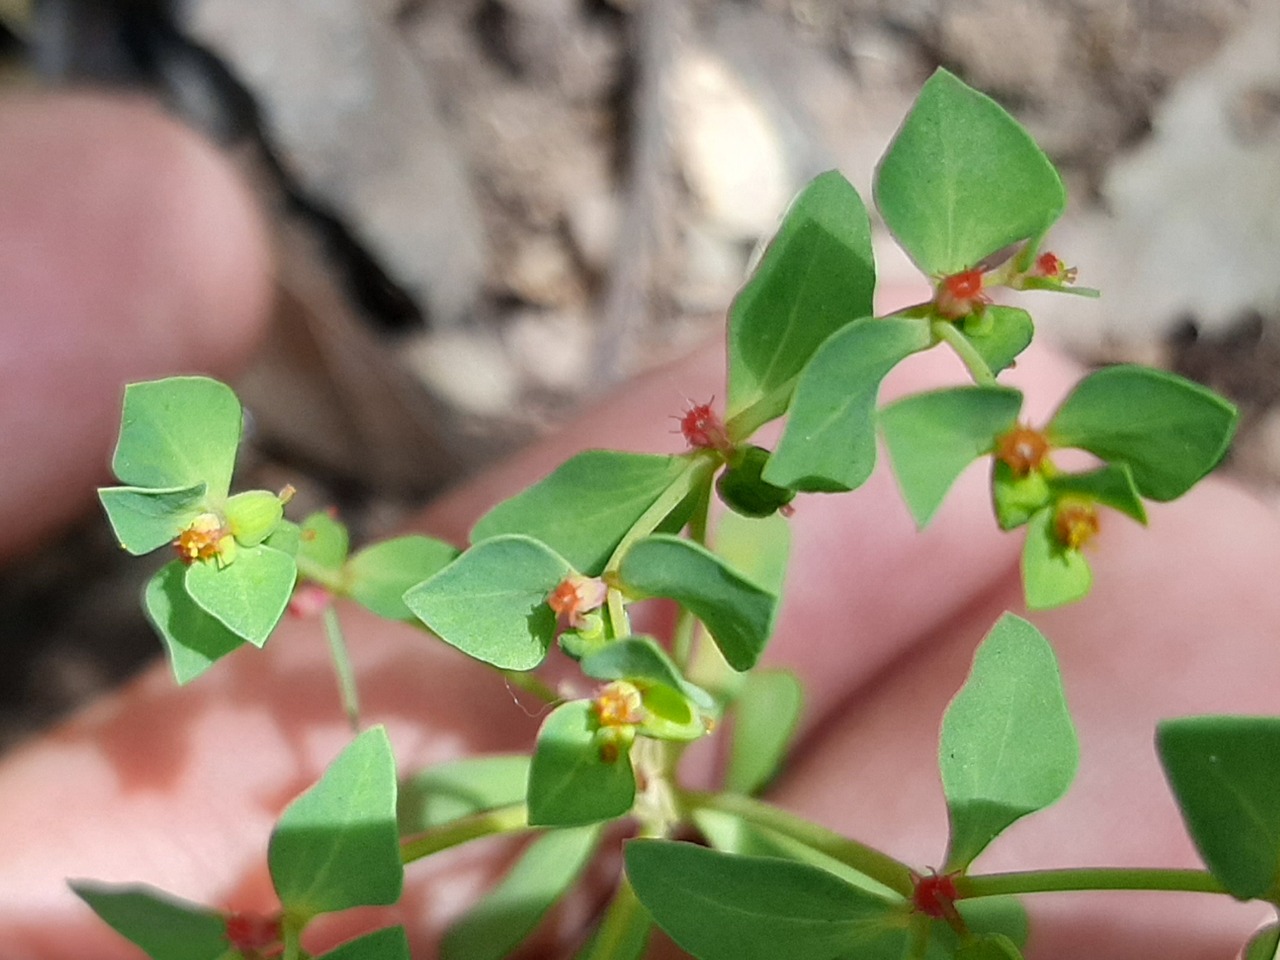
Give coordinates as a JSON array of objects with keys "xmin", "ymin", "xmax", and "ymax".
[{"xmin": 0, "ymin": 91, "xmax": 272, "ymax": 557}]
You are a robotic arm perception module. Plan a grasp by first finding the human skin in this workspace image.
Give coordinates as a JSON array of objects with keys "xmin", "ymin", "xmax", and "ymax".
[{"xmin": 0, "ymin": 91, "xmax": 1276, "ymax": 960}]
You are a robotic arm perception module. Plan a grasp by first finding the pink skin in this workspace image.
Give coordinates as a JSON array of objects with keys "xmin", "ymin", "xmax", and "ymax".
[{"xmin": 0, "ymin": 92, "xmax": 1276, "ymax": 960}]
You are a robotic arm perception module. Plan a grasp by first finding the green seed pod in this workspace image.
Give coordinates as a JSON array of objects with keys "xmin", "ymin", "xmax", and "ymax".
[
  {"xmin": 225, "ymin": 490, "xmax": 285, "ymax": 547},
  {"xmin": 716, "ymin": 445, "xmax": 795, "ymax": 518}
]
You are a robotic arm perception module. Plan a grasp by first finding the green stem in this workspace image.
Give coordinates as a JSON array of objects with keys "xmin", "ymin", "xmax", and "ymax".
[
  {"xmin": 400, "ymin": 803, "xmax": 531, "ymax": 865},
  {"xmin": 671, "ymin": 483, "xmax": 712, "ymax": 667},
  {"xmin": 959, "ymin": 866, "xmax": 1228, "ymax": 900},
  {"xmin": 681, "ymin": 791, "xmax": 914, "ymax": 898},
  {"xmin": 581, "ymin": 875, "xmax": 651, "ymax": 960},
  {"xmin": 322, "ymin": 604, "xmax": 361, "ymax": 732},
  {"xmin": 931, "ymin": 319, "xmax": 996, "ymax": 387},
  {"xmin": 295, "ymin": 554, "xmax": 345, "ymax": 593},
  {"xmin": 280, "ymin": 915, "xmax": 305, "ymax": 960},
  {"xmin": 605, "ymin": 457, "xmax": 715, "ymax": 574}
]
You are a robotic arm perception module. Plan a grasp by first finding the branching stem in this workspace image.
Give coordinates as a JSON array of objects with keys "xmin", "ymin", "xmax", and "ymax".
[{"xmin": 400, "ymin": 803, "xmax": 530, "ymax": 865}]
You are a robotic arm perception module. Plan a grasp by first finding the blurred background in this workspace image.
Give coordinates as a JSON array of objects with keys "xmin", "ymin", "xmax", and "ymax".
[{"xmin": 1, "ymin": 0, "xmax": 1277, "ymax": 748}]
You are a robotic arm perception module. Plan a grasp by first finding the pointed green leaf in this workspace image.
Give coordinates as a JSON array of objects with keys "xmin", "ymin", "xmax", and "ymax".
[
  {"xmin": 269, "ymin": 726, "xmax": 402, "ymax": 918},
  {"xmin": 1243, "ymin": 923, "xmax": 1280, "ymax": 960},
  {"xmin": 443, "ymin": 825, "xmax": 601, "ymax": 960},
  {"xmin": 398, "ymin": 755, "xmax": 530, "ymax": 833},
  {"xmin": 880, "ymin": 385, "xmax": 1023, "ymax": 528},
  {"xmin": 348, "ymin": 535, "xmax": 458, "ymax": 621},
  {"xmin": 528, "ymin": 700, "xmax": 635, "ymax": 827},
  {"xmin": 1047, "ymin": 463, "xmax": 1147, "ymax": 525},
  {"xmin": 70, "ymin": 882, "xmax": 227, "ymax": 960},
  {"xmin": 471, "ymin": 452, "xmax": 691, "ymax": 574},
  {"xmin": 940, "ymin": 614, "xmax": 1079, "ymax": 870},
  {"xmin": 111, "ymin": 377, "xmax": 242, "ymax": 497},
  {"xmin": 1047, "ymin": 365, "xmax": 1238, "ymax": 501},
  {"xmin": 619, "ymin": 534, "xmax": 777, "ymax": 672},
  {"xmin": 764, "ymin": 316, "xmax": 933, "ymax": 493},
  {"xmin": 1021, "ymin": 508, "xmax": 1092, "ymax": 610},
  {"xmin": 144, "ymin": 562, "xmax": 246, "ymax": 684},
  {"xmin": 99, "ymin": 483, "xmax": 207, "ymax": 555},
  {"xmin": 727, "ymin": 669, "xmax": 803, "ymax": 796},
  {"xmin": 625, "ymin": 840, "xmax": 904, "ymax": 960},
  {"xmin": 960, "ymin": 306, "xmax": 1034, "ymax": 375},
  {"xmin": 315, "ymin": 926, "xmax": 410, "ymax": 960},
  {"xmin": 298, "ymin": 511, "xmax": 349, "ymax": 573},
  {"xmin": 725, "ymin": 170, "xmax": 876, "ymax": 425},
  {"xmin": 1156, "ymin": 716, "xmax": 1280, "ymax": 900},
  {"xmin": 404, "ymin": 535, "xmax": 569, "ymax": 670},
  {"xmin": 874, "ymin": 68, "xmax": 1065, "ymax": 277},
  {"xmin": 184, "ymin": 544, "xmax": 296, "ymax": 646}
]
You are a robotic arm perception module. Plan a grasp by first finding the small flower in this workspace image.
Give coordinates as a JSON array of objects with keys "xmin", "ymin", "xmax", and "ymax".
[
  {"xmin": 911, "ymin": 869, "xmax": 960, "ymax": 920},
  {"xmin": 993, "ymin": 424, "xmax": 1052, "ymax": 477},
  {"xmin": 676, "ymin": 400, "xmax": 730, "ymax": 454},
  {"xmin": 1033, "ymin": 250, "xmax": 1078, "ymax": 284},
  {"xmin": 593, "ymin": 681, "xmax": 644, "ymax": 763},
  {"xmin": 547, "ymin": 575, "xmax": 608, "ymax": 629},
  {"xmin": 1053, "ymin": 499, "xmax": 1100, "ymax": 550},
  {"xmin": 936, "ymin": 268, "xmax": 990, "ymax": 319},
  {"xmin": 173, "ymin": 512, "xmax": 235, "ymax": 566},
  {"xmin": 224, "ymin": 911, "xmax": 282, "ymax": 955}
]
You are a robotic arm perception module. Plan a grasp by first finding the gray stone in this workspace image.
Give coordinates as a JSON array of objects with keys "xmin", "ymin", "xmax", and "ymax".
[{"xmin": 178, "ymin": 0, "xmax": 486, "ymax": 329}]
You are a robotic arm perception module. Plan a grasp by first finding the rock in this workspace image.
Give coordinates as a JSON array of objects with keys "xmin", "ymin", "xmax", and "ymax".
[{"xmin": 178, "ymin": 0, "xmax": 487, "ymax": 329}]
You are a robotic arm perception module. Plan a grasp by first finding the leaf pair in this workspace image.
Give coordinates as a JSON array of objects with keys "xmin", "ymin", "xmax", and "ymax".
[
  {"xmin": 98, "ymin": 378, "xmax": 298, "ymax": 682},
  {"xmin": 75, "ymin": 728, "xmax": 405, "ymax": 959},
  {"xmin": 881, "ymin": 366, "xmax": 1237, "ymax": 608}
]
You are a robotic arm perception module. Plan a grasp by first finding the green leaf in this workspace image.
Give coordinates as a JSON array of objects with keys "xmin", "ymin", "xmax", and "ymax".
[
  {"xmin": 1243, "ymin": 923, "xmax": 1280, "ymax": 960},
  {"xmin": 1047, "ymin": 365, "xmax": 1238, "ymax": 501},
  {"xmin": 953, "ymin": 933, "xmax": 1024, "ymax": 960},
  {"xmin": 144, "ymin": 562, "xmax": 246, "ymax": 684},
  {"xmin": 1156, "ymin": 716, "xmax": 1280, "ymax": 899},
  {"xmin": 314, "ymin": 926, "xmax": 410, "ymax": 960},
  {"xmin": 471, "ymin": 451, "xmax": 690, "ymax": 574},
  {"xmin": 725, "ymin": 170, "xmax": 876, "ymax": 425},
  {"xmin": 527, "ymin": 700, "xmax": 635, "ymax": 827},
  {"xmin": 99, "ymin": 483, "xmax": 206, "ymax": 555},
  {"xmin": 625, "ymin": 840, "xmax": 904, "ymax": 960},
  {"xmin": 348, "ymin": 535, "xmax": 458, "ymax": 621},
  {"xmin": 298, "ymin": 511, "xmax": 349, "ymax": 573},
  {"xmin": 404, "ymin": 535, "xmax": 569, "ymax": 671},
  {"xmin": 1020, "ymin": 508, "xmax": 1092, "ymax": 610},
  {"xmin": 618, "ymin": 534, "xmax": 778, "ymax": 672},
  {"xmin": 726, "ymin": 668, "xmax": 804, "ymax": 795},
  {"xmin": 960, "ymin": 306, "xmax": 1034, "ymax": 375},
  {"xmin": 111, "ymin": 377, "xmax": 242, "ymax": 497},
  {"xmin": 880, "ymin": 385, "xmax": 1023, "ymax": 528},
  {"xmin": 443, "ymin": 825, "xmax": 601, "ymax": 960},
  {"xmin": 184, "ymin": 544, "xmax": 297, "ymax": 647},
  {"xmin": 398, "ymin": 754, "xmax": 530, "ymax": 833},
  {"xmin": 70, "ymin": 882, "xmax": 227, "ymax": 960},
  {"xmin": 1046, "ymin": 463, "xmax": 1147, "ymax": 525},
  {"xmin": 873, "ymin": 68, "xmax": 1065, "ymax": 277},
  {"xmin": 573, "ymin": 879, "xmax": 652, "ymax": 960},
  {"xmin": 763, "ymin": 316, "xmax": 933, "ymax": 493},
  {"xmin": 269, "ymin": 726, "xmax": 402, "ymax": 918},
  {"xmin": 580, "ymin": 636, "xmax": 715, "ymax": 713},
  {"xmin": 940, "ymin": 613, "xmax": 1079, "ymax": 870}
]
